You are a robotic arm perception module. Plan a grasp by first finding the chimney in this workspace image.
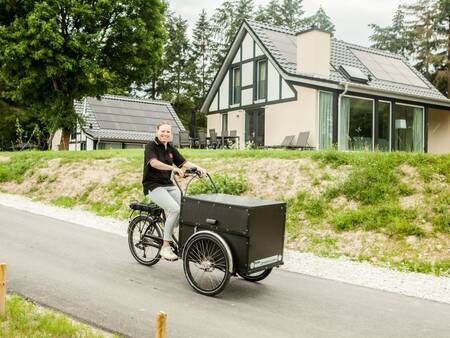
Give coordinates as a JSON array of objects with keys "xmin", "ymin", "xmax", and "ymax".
[{"xmin": 296, "ymin": 28, "xmax": 331, "ymax": 78}]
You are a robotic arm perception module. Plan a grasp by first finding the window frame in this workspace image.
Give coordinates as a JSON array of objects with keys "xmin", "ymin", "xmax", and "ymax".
[
  {"xmin": 231, "ymin": 66, "xmax": 241, "ymax": 105},
  {"xmin": 256, "ymin": 59, "xmax": 267, "ymax": 100}
]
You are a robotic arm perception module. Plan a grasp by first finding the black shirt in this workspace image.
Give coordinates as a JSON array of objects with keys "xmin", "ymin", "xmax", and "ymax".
[{"xmin": 142, "ymin": 137, "xmax": 186, "ymax": 194}]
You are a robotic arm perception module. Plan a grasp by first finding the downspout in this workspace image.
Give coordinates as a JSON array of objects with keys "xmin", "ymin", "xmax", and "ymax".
[{"xmin": 337, "ymin": 83, "xmax": 349, "ymax": 150}]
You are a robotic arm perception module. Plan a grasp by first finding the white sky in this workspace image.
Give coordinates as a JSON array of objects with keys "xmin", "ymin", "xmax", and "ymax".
[{"xmin": 167, "ymin": 0, "xmax": 415, "ymax": 47}]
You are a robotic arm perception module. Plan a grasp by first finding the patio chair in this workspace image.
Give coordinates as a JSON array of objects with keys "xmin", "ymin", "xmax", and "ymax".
[
  {"xmin": 178, "ymin": 131, "xmax": 192, "ymax": 148},
  {"xmin": 289, "ymin": 132, "xmax": 314, "ymax": 150},
  {"xmin": 209, "ymin": 130, "xmax": 220, "ymax": 149},
  {"xmin": 198, "ymin": 131, "xmax": 207, "ymax": 149},
  {"xmin": 276, "ymin": 135, "xmax": 295, "ymax": 148}
]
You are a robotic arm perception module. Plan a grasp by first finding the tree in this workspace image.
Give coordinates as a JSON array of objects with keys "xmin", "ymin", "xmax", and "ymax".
[
  {"xmin": 254, "ymin": 0, "xmax": 305, "ymax": 31},
  {"xmin": 303, "ymin": 6, "xmax": 335, "ymax": 34},
  {"xmin": 211, "ymin": 0, "xmax": 255, "ymax": 75},
  {"xmin": 369, "ymin": 1, "xmax": 448, "ymax": 97},
  {"xmin": 434, "ymin": 0, "xmax": 450, "ymax": 97},
  {"xmin": 369, "ymin": 6, "xmax": 412, "ymax": 57},
  {"xmin": 0, "ymin": 0, "xmax": 166, "ymax": 149},
  {"xmin": 158, "ymin": 13, "xmax": 196, "ymax": 128},
  {"xmin": 189, "ymin": 9, "xmax": 215, "ymax": 130}
]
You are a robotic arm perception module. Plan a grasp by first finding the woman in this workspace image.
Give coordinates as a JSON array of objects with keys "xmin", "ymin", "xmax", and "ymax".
[{"xmin": 142, "ymin": 121, "xmax": 206, "ymax": 261}]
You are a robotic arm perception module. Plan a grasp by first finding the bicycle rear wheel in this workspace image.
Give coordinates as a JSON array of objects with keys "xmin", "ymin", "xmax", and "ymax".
[
  {"xmin": 128, "ymin": 215, "xmax": 163, "ymax": 266},
  {"xmin": 238, "ymin": 268, "xmax": 272, "ymax": 282}
]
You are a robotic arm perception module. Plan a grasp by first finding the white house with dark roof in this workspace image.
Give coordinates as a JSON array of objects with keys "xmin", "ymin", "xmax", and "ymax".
[
  {"xmin": 67, "ymin": 95, "xmax": 185, "ymax": 150},
  {"xmin": 201, "ymin": 20, "xmax": 450, "ymax": 153}
]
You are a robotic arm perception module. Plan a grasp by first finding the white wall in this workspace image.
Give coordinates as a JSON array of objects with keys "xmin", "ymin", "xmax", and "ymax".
[
  {"xmin": 219, "ymin": 73, "xmax": 229, "ymax": 110},
  {"xmin": 207, "ymin": 114, "xmax": 221, "ymax": 136},
  {"xmin": 428, "ymin": 108, "xmax": 450, "ymax": 154},
  {"xmin": 242, "ymin": 88, "xmax": 253, "ymax": 106},
  {"xmin": 265, "ymin": 85, "xmax": 318, "ymax": 147},
  {"xmin": 210, "ymin": 93, "xmax": 218, "ymax": 112},
  {"xmin": 267, "ymin": 61, "xmax": 280, "ymax": 101},
  {"xmin": 242, "ymin": 62, "xmax": 253, "ymax": 87},
  {"xmin": 281, "ymin": 79, "xmax": 295, "ymax": 99},
  {"xmin": 242, "ymin": 33, "xmax": 254, "ymax": 61},
  {"xmin": 233, "ymin": 48, "xmax": 241, "ymax": 64}
]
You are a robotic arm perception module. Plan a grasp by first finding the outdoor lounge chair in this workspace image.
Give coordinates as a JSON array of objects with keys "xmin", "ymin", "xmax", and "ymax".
[
  {"xmin": 179, "ymin": 131, "xmax": 192, "ymax": 148},
  {"xmin": 289, "ymin": 132, "xmax": 314, "ymax": 150},
  {"xmin": 272, "ymin": 135, "xmax": 295, "ymax": 148},
  {"xmin": 198, "ymin": 131, "xmax": 207, "ymax": 149}
]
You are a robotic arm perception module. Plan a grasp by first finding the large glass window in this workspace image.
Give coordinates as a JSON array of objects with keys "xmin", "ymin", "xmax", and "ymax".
[
  {"xmin": 339, "ymin": 96, "xmax": 373, "ymax": 151},
  {"xmin": 319, "ymin": 91, "xmax": 333, "ymax": 149},
  {"xmin": 232, "ymin": 67, "xmax": 241, "ymax": 104},
  {"xmin": 393, "ymin": 104, "xmax": 424, "ymax": 152},
  {"xmin": 376, "ymin": 101, "xmax": 391, "ymax": 151},
  {"xmin": 257, "ymin": 60, "xmax": 267, "ymax": 100}
]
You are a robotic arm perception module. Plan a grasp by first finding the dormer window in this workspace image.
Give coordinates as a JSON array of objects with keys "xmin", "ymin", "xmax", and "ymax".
[
  {"xmin": 232, "ymin": 67, "xmax": 241, "ymax": 104},
  {"xmin": 257, "ymin": 60, "xmax": 267, "ymax": 100}
]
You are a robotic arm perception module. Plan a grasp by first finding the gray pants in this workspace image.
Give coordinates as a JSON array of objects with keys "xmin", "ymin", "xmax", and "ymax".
[{"xmin": 147, "ymin": 185, "xmax": 181, "ymax": 241}]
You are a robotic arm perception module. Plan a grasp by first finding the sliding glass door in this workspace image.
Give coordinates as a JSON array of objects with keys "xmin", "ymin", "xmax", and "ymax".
[
  {"xmin": 339, "ymin": 96, "xmax": 374, "ymax": 151},
  {"xmin": 376, "ymin": 101, "xmax": 391, "ymax": 151},
  {"xmin": 393, "ymin": 104, "xmax": 424, "ymax": 152},
  {"xmin": 319, "ymin": 91, "xmax": 333, "ymax": 149}
]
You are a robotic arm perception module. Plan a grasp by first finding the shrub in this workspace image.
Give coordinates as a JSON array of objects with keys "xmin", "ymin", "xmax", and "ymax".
[
  {"xmin": 187, "ymin": 174, "xmax": 248, "ymax": 195},
  {"xmin": 331, "ymin": 204, "xmax": 422, "ymax": 237}
]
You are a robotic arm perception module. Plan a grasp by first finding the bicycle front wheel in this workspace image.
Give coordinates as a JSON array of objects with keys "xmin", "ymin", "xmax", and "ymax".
[
  {"xmin": 182, "ymin": 232, "xmax": 231, "ymax": 296},
  {"xmin": 128, "ymin": 215, "xmax": 163, "ymax": 266}
]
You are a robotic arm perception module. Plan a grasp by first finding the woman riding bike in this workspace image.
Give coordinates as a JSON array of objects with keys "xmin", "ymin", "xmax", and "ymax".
[{"xmin": 142, "ymin": 121, "xmax": 206, "ymax": 261}]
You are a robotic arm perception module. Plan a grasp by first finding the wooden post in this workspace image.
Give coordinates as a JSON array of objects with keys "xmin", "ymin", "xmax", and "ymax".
[
  {"xmin": 0, "ymin": 263, "xmax": 6, "ymax": 317},
  {"xmin": 155, "ymin": 311, "xmax": 167, "ymax": 338}
]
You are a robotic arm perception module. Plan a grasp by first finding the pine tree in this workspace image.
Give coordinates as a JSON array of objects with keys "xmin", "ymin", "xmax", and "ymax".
[
  {"xmin": 369, "ymin": 6, "xmax": 412, "ymax": 57},
  {"xmin": 303, "ymin": 6, "xmax": 335, "ymax": 34},
  {"xmin": 190, "ymin": 9, "xmax": 215, "ymax": 102},
  {"xmin": 404, "ymin": 0, "xmax": 441, "ymax": 79},
  {"xmin": 210, "ymin": 0, "xmax": 255, "ymax": 76},
  {"xmin": 434, "ymin": 0, "xmax": 450, "ymax": 97},
  {"xmin": 254, "ymin": 0, "xmax": 305, "ymax": 31}
]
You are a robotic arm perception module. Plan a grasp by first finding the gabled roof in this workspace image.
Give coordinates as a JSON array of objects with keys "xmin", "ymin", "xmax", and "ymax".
[
  {"xmin": 202, "ymin": 20, "xmax": 450, "ymax": 112},
  {"xmin": 75, "ymin": 95, "xmax": 185, "ymax": 142}
]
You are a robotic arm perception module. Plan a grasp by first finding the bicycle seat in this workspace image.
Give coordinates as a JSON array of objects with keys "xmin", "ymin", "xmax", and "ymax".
[{"xmin": 129, "ymin": 202, "xmax": 161, "ymax": 213}]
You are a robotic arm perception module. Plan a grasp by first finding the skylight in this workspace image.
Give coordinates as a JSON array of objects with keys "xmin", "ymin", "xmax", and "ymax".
[{"xmin": 339, "ymin": 65, "xmax": 369, "ymax": 84}]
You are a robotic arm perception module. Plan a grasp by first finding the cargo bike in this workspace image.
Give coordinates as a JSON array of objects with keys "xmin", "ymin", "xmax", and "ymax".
[{"xmin": 128, "ymin": 168, "xmax": 286, "ymax": 296}]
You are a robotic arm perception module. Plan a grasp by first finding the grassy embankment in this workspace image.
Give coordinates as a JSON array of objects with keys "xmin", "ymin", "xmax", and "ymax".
[
  {"xmin": 0, "ymin": 149, "xmax": 449, "ymax": 276},
  {"xmin": 0, "ymin": 294, "xmax": 116, "ymax": 337}
]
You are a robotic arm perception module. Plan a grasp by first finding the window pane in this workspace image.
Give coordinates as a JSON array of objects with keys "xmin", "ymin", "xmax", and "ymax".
[
  {"xmin": 258, "ymin": 61, "xmax": 267, "ymax": 99},
  {"xmin": 233, "ymin": 68, "xmax": 241, "ymax": 104},
  {"xmin": 376, "ymin": 102, "xmax": 390, "ymax": 151},
  {"xmin": 319, "ymin": 91, "xmax": 333, "ymax": 149},
  {"xmin": 340, "ymin": 97, "xmax": 373, "ymax": 151},
  {"xmin": 393, "ymin": 104, "xmax": 423, "ymax": 152}
]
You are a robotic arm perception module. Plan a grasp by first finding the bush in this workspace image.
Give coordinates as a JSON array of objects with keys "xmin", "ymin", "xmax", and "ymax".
[
  {"xmin": 187, "ymin": 174, "xmax": 248, "ymax": 195},
  {"xmin": 331, "ymin": 204, "xmax": 422, "ymax": 237}
]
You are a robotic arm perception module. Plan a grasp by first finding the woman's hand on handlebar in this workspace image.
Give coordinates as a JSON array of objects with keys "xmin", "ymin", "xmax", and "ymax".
[
  {"xmin": 196, "ymin": 167, "xmax": 207, "ymax": 177},
  {"xmin": 173, "ymin": 167, "xmax": 185, "ymax": 177}
]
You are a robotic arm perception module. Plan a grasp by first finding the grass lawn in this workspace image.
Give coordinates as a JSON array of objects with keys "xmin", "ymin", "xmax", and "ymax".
[
  {"xmin": 0, "ymin": 148, "xmax": 449, "ymax": 275},
  {"xmin": 0, "ymin": 294, "xmax": 117, "ymax": 337}
]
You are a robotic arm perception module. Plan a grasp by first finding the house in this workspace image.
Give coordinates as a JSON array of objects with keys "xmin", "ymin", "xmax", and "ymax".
[
  {"xmin": 201, "ymin": 20, "xmax": 450, "ymax": 153},
  {"xmin": 67, "ymin": 95, "xmax": 185, "ymax": 150}
]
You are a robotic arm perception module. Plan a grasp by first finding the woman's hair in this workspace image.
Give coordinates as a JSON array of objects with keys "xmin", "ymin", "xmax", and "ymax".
[{"xmin": 156, "ymin": 121, "xmax": 171, "ymax": 130}]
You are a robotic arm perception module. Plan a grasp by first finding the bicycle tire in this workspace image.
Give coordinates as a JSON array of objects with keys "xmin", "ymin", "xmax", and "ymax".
[
  {"xmin": 238, "ymin": 268, "xmax": 273, "ymax": 282},
  {"xmin": 128, "ymin": 215, "xmax": 163, "ymax": 266},
  {"xmin": 182, "ymin": 232, "xmax": 231, "ymax": 296}
]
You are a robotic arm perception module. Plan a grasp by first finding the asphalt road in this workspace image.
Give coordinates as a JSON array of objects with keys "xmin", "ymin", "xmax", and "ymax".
[{"xmin": 1, "ymin": 204, "xmax": 449, "ymax": 338}]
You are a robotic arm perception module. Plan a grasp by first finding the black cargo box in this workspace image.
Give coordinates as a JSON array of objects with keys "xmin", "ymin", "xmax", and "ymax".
[{"xmin": 180, "ymin": 193, "xmax": 286, "ymax": 274}]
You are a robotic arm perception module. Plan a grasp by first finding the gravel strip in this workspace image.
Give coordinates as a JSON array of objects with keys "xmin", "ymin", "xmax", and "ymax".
[{"xmin": 1, "ymin": 192, "xmax": 449, "ymax": 304}]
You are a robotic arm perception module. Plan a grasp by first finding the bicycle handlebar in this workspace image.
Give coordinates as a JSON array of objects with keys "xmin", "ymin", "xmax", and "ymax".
[{"xmin": 173, "ymin": 167, "xmax": 218, "ymax": 195}]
